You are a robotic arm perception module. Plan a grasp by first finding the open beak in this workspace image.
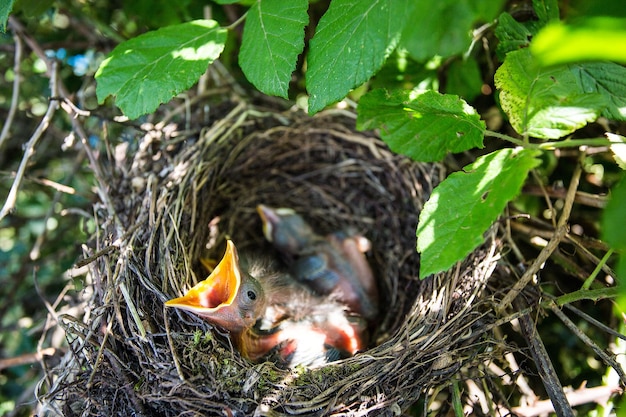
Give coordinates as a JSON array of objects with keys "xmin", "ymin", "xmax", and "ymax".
[
  {"xmin": 165, "ymin": 240, "xmax": 255, "ymax": 332},
  {"xmin": 257, "ymin": 204, "xmax": 280, "ymax": 242}
]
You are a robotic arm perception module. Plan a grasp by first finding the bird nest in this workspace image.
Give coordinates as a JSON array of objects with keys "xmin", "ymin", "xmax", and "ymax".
[{"xmin": 38, "ymin": 98, "xmax": 502, "ymax": 416}]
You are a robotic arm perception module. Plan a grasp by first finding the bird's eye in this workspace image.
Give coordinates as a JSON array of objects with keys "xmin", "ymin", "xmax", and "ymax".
[{"xmin": 247, "ymin": 290, "xmax": 257, "ymax": 301}]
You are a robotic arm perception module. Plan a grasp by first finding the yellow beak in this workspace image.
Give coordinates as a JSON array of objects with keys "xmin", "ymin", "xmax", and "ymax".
[{"xmin": 165, "ymin": 240, "xmax": 264, "ymax": 333}]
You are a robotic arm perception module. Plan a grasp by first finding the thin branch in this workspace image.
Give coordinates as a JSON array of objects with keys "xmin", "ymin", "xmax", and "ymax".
[
  {"xmin": 0, "ymin": 62, "xmax": 60, "ymax": 222},
  {"xmin": 515, "ymin": 298, "xmax": 575, "ymax": 417},
  {"xmin": 548, "ymin": 286, "xmax": 619, "ymax": 307},
  {"xmin": 0, "ymin": 31, "xmax": 22, "ymax": 151},
  {"xmin": 538, "ymin": 138, "xmax": 615, "ymax": 150},
  {"xmin": 497, "ymin": 156, "xmax": 583, "ymax": 314},
  {"xmin": 512, "ymin": 384, "xmax": 622, "ymax": 417},
  {"xmin": 0, "ymin": 348, "xmax": 57, "ymax": 371},
  {"xmin": 582, "ymin": 248, "xmax": 614, "ymax": 290},
  {"xmin": 562, "ymin": 302, "xmax": 626, "ymax": 342},
  {"xmin": 484, "ymin": 130, "xmax": 529, "ymax": 147},
  {"xmin": 549, "ymin": 301, "xmax": 626, "ymax": 384},
  {"xmin": 522, "ymin": 184, "xmax": 607, "ymax": 208}
]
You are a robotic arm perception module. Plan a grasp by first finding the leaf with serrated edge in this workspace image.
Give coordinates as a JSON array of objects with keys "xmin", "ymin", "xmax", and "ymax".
[
  {"xmin": 357, "ymin": 89, "xmax": 485, "ymax": 162},
  {"xmin": 570, "ymin": 62, "xmax": 626, "ymax": 121},
  {"xmin": 495, "ymin": 48, "xmax": 605, "ymax": 139},
  {"xmin": 307, "ymin": 0, "xmax": 411, "ymax": 114},
  {"xmin": 494, "ymin": 12, "xmax": 533, "ymax": 59},
  {"xmin": 417, "ymin": 148, "xmax": 541, "ymax": 278},
  {"xmin": 96, "ymin": 20, "xmax": 227, "ymax": 119},
  {"xmin": 0, "ymin": 0, "xmax": 15, "ymax": 32},
  {"xmin": 240, "ymin": 0, "xmax": 308, "ymax": 98}
]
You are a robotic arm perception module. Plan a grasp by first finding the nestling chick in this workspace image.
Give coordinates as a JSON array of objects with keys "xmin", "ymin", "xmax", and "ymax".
[
  {"xmin": 257, "ymin": 204, "xmax": 379, "ymax": 321},
  {"xmin": 165, "ymin": 240, "xmax": 366, "ymax": 367}
]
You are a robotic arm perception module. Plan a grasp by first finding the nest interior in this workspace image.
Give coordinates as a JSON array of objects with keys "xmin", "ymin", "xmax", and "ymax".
[{"xmin": 38, "ymin": 99, "xmax": 501, "ymax": 417}]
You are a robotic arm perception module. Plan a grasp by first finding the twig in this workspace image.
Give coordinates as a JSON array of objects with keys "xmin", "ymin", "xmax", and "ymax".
[
  {"xmin": 562, "ymin": 302, "xmax": 626, "ymax": 342},
  {"xmin": 548, "ymin": 286, "xmax": 619, "ymax": 307},
  {"xmin": 522, "ymin": 184, "xmax": 607, "ymax": 208},
  {"xmin": 86, "ymin": 318, "xmax": 113, "ymax": 389},
  {"xmin": 549, "ymin": 301, "xmax": 626, "ymax": 384},
  {"xmin": 512, "ymin": 384, "xmax": 622, "ymax": 417},
  {"xmin": 497, "ymin": 156, "xmax": 583, "ymax": 314},
  {"xmin": 0, "ymin": 31, "xmax": 22, "ymax": 151},
  {"xmin": 510, "ymin": 220, "xmax": 616, "ymax": 282},
  {"xmin": 0, "ymin": 348, "xmax": 57, "ymax": 371},
  {"xmin": 6, "ymin": 16, "xmax": 120, "ymax": 232},
  {"xmin": 484, "ymin": 130, "xmax": 528, "ymax": 147},
  {"xmin": 164, "ymin": 306, "xmax": 186, "ymax": 381},
  {"xmin": 538, "ymin": 138, "xmax": 615, "ymax": 149},
  {"xmin": 74, "ymin": 245, "xmax": 118, "ymax": 268},
  {"xmin": 514, "ymin": 298, "xmax": 575, "ymax": 417},
  {"xmin": 530, "ymin": 170, "xmax": 557, "ymax": 229},
  {"xmin": 0, "ymin": 61, "xmax": 60, "ymax": 222},
  {"xmin": 582, "ymin": 248, "xmax": 614, "ymax": 289}
]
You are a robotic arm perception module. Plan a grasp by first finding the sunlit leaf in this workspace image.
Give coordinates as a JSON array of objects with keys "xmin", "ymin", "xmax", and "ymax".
[
  {"xmin": 240, "ymin": 0, "xmax": 308, "ymax": 98},
  {"xmin": 306, "ymin": 0, "xmax": 412, "ymax": 114},
  {"xmin": 417, "ymin": 148, "xmax": 542, "ymax": 277},
  {"xmin": 608, "ymin": 133, "xmax": 626, "ymax": 170},
  {"xmin": 532, "ymin": 18, "xmax": 626, "ymax": 66},
  {"xmin": 357, "ymin": 89, "xmax": 485, "ymax": 162},
  {"xmin": 95, "ymin": 20, "xmax": 227, "ymax": 119},
  {"xmin": 495, "ymin": 48, "xmax": 605, "ymax": 139}
]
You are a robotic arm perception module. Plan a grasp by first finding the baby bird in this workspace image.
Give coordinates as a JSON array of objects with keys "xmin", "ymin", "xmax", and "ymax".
[
  {"xmin": 165, "ymin": 240, "xmax": 265, "ymax": 334},
  {"xmin": 165, "ymin": 240, "xmax": 366, "ymax": 368},
  {"xmin": 257, "ymin": 204, "xmax": 379, "ymax": 321}
]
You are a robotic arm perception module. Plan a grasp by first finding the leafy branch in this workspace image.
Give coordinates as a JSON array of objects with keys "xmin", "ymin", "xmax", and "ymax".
[
  {"xmin": 4, "ymin": 0, "xmax": 624, "ymax": 289},
  {"xmin": 90, "ymin": 0, "xmax": 625, "ymax": 285}
]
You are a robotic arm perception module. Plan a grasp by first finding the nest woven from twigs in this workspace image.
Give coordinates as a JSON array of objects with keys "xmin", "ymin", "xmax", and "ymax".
[{"xmin": 38, "ymin": 99, "xmax": 501, "ymax": 416}]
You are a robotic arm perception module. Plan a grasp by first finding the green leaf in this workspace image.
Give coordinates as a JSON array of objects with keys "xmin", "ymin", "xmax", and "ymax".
[
  {"xmin": 603, "ymin": 177, "xmax": 626, "ymax": 281},
  {"xmin": 531, "ymin": 18, "xmax": 626, "ymax": 66},
  {"xmin": 608, "ymin": 133, "xmax": 626, "ymax": 170},
  {"xmin": 494, "ymin": 48, "xmax": 606, "ymax": 139},
  {"xmin": 445, "ymin": 57, "xmax": 483, "ymax": 101},
  {"xmin": 240, "ymin": 0, "xmax": 308, "ymax": 98},
  {"xmin": 306, "ymin": 0, "xmax": 412, "ymax": 114},
  {"xmin": 494, "ymin": 12, "xmax": 533, "ymax": 59},
  {"xmin": 570, "ymin": 62, "xmax": 626, "ymax": 121},
  {"xmin": 400, "ymin": 0, "xmax": 506, "ymax": 61},
  {"xmin": 14, "ymin": 0, "xmax": 54, "ymax": 18},
  {"xmin": 494, "ymin": 0, "xmax": 557, "ymax": 59},
  {"xmin": 357, "ymin": 89, "xmax": 485, "ymax": 162},
  {"xmin": 0, "ymin": 0, "xmax": 15, "ymax": 32},
  {"xmin": 417, "ymin": 148, "xmax": 542, "ymax": 277},
  {"xmin": 95, "ymin": 20, "xmax": 227, "ymax": 119}
]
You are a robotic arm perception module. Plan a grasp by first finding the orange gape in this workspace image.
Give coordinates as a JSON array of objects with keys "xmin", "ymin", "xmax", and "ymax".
[{"xmin": 166, "ymin": 239, "xmax": 367, "ymax": 368}]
